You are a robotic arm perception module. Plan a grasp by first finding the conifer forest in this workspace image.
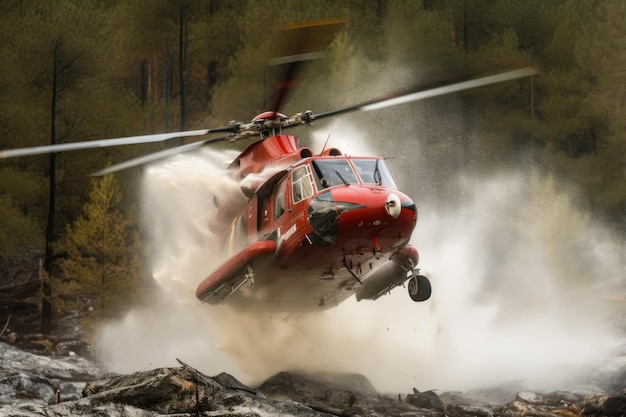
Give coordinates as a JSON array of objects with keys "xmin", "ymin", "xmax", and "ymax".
[{"xmin": 1, "ymin": 0, "xmax": 625, "ymax": 335}]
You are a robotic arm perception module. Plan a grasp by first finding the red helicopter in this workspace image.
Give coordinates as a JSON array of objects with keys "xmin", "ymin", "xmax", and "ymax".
[
  {"xmin": 0, "ymin": 20, "xmax": 537, "ymax": 312},
  {"xmin": 196, "ymin": 112, "xmax": 428, "ymax": 310}
]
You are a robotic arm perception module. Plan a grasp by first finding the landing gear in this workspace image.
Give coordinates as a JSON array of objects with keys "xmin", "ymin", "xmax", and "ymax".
[
  {"xmin": 405, "ymin": 259, "xmax": 431, "ymax": 302},
  {"xmin": 407, "ymin": 273, "xmax": 431, "ymax": 302}
]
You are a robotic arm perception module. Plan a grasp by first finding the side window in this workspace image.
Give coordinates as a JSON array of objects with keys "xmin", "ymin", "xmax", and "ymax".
[
  {"xmin": 292, "ymin": 165, "xmax": 314, "ymax": 204},
  {"xmin": 274, "ymin": 180, "xmax": 286, "ymax": 221}
]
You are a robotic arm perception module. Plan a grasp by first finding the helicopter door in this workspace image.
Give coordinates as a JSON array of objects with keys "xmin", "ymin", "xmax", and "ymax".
[
  {"xmin": 256, "ymin": 177, "xmax": 288, "ymax": 239},
  {"xmin": 273, "ymin": 178, "xmax": 287, "ymax": 221}
]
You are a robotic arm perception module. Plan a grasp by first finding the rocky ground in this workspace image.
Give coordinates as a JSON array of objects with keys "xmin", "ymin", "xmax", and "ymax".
[
  {"xmin": 2, "ymin": 340, "xmax": 626, "ymax": 417},
  {"xmin": 2, "ymin": 277, "xmax": 626, "ymax": 416}
]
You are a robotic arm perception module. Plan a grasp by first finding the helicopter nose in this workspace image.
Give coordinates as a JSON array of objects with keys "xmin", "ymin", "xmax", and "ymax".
[
  {"xmin": 308, "ymin": 191, "xmax": 365, "ymax": 245},
  {"xmin": 307, "ymin": 187, "xmax": 416, "ymax": 246}
]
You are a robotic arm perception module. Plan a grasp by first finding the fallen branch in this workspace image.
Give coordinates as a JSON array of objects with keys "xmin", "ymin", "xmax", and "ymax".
[{"xmin": 0, "ymin": 312, "xmax": 11, "ymax": 338}]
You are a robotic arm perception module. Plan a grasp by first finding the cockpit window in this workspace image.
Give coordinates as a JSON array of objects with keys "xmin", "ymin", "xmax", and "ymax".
[
  {"xmin": 352, "ymin": 159, "xmax": 396, "ymax": 187},
  {"xmin": 292, "ymin": 165, "xmax": 314, "ymax": 204},
  {"xmin": 312, "ymin": 160, "xmax": 358, "ymax": 189}
]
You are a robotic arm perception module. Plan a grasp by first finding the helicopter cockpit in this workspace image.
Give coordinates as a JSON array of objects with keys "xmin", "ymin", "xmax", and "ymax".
[{"xmin": 310, "ymin": 158, "xmax": 396, "ymax": 189}]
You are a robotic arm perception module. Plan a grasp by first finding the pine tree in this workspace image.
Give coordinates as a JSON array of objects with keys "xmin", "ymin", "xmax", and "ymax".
[{"xmin": 58, "ymin": 174, "xmax": 141, "ymax": 332}]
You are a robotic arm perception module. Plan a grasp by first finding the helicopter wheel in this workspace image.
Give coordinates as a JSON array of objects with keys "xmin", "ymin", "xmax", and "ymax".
[{"xmin": 408, "ymin": 274, "xmax": 431, "ymax": 302}]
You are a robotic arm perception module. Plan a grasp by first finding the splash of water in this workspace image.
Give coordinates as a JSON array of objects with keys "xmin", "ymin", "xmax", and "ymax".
[
  {"xmin": 98, "ymin": 135, "xmax": 624, "ymax": 394},
  {"xmin": 98, "ymin": 148, "xmax": 244, "ymax": 375},
  {"xmin": 209, "ymin": 170, "xmax": 624, "ymax": 392}
]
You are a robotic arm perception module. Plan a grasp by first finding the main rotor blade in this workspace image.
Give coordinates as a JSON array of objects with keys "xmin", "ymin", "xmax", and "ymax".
[
  {"xmin": 311, "ymin": 67, "xmax": 537, "ymax": 121},
  {"xmin": 0, "ymin": 126, "xmax": 234, "ymax": 159},
  {"xmin": 266, "ymin": 18, "xmax": 345, "ymax": 115},
  {"xmin": 91, "ymin": 135, "xmax": 231, "ymax": 176}
]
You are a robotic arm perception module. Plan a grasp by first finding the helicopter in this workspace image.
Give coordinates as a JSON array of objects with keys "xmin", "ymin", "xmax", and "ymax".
[{"xmin": 0, "ymin": 20, "xmax": 537, "ymax": 312}]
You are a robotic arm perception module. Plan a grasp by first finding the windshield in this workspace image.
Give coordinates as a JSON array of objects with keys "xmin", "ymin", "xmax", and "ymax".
[
  {"xmin": 311, "ymin": 158, "xmax": 396, "ymax": 189},
  {"xmin": 352, "ymin": 159, "xmax": 396, "ymax": 187},
  {"xmin": 312, "ymin": 159, "xmax": 358, "ymax": 189}
]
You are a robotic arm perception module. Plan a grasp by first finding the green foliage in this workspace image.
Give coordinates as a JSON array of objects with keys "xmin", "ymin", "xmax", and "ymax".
[
  {"xmin": 0, "ymin": 195, "xmax": 41, "ymax": 273},
  {"xmin": 0, "ymin": 167, "xmax": 45, "ymax": 276},
  {"xmin": 383, "ymin": 2, "xmax": 458, "ymax": 64},
  {"xmin": 0, "ymin": 0, "xmax": 149, "ymax": 228},
  {"xmin": 57, "ymin": 174, "xmax": 141, "ymax": 331}
]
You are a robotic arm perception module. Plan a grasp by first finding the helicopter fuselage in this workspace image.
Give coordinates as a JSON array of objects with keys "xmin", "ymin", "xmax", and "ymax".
[{"xmin": 196, "ymin": 133, "xmax": 429, "ymax": 310}]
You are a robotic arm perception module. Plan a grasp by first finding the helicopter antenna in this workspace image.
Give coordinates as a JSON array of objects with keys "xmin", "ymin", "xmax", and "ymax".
[{"xmin": 320, "ymin": 133, "xmax": 331, "ymax": 155}]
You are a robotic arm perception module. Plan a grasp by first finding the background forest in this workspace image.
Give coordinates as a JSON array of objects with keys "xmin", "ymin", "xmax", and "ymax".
[{"xmin": 1, "ymin": 0, "xmax": 625, "ymax": 336}]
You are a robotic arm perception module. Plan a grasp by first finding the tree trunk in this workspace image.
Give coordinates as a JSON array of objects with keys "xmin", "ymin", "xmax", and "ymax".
[{"xmin": 41, "ymin": 40, "xmax": 61, "ymax": 334}]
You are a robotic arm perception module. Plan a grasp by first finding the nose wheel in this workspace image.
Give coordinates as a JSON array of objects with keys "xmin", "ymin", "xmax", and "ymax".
[{"xmin": 407, "ymin": 270, "xmax": 431, "ymax": 302}]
